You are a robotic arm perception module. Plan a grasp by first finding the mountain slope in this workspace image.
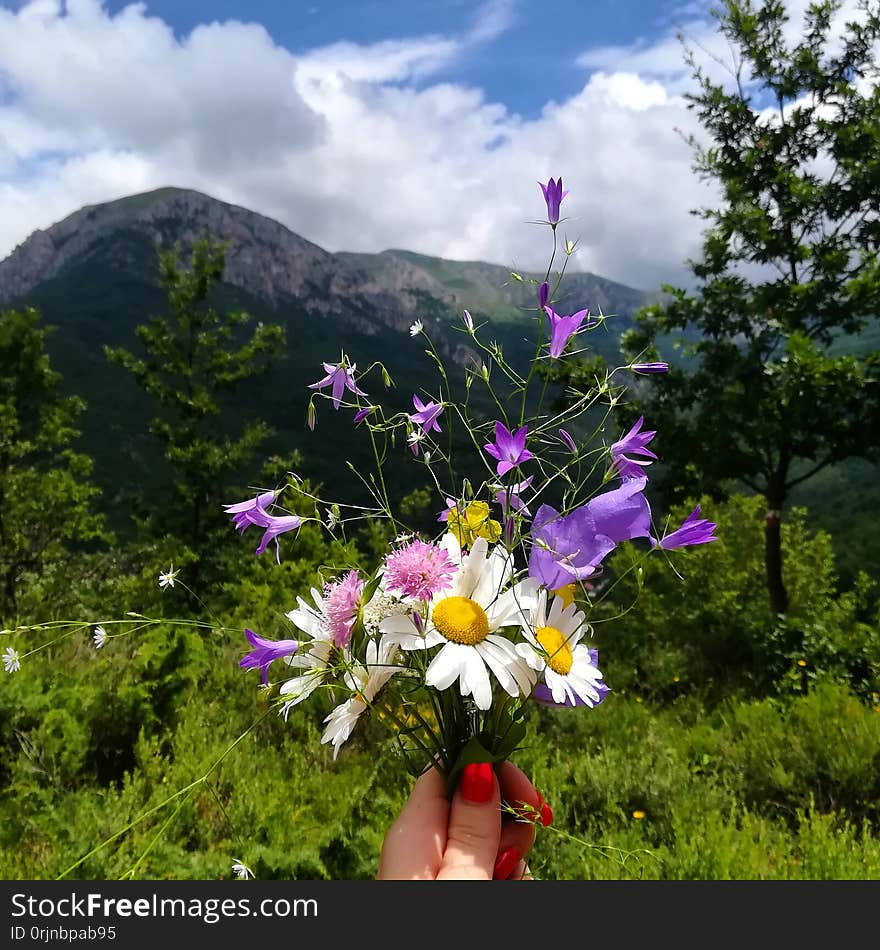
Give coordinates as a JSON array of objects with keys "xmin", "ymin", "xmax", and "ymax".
[{"xmin": 0, "ymin": 188, "xmax": 652, "ymax": 531}]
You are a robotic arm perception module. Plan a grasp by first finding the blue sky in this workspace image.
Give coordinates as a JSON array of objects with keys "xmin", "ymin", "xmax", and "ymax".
[
  {"xmin": 91, "ymin": 0, "xmax": 689, "ymax": 118},
  {"xmin": 0, "ymin": 0, "xmax": 849, "ymax": 289}
]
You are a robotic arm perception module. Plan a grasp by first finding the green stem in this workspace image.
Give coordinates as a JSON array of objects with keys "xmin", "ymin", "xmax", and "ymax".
[{"xmin": 56, "ymin": 710, "xmax": 272, "ymax": 880}]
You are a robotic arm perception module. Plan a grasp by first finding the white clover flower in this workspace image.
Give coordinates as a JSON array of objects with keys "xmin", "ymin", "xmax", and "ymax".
[
  {"xmin": 3, "ymin": 647, "xmax": 21, "ymax": 674},
  {"xmin": 158, "ymin": 563, "xmax": 179, "ymax": 589},
  {"xmin": 362, "ymin": 592, "xmax": 408, "ymax": 635},
  {"xmin": 92, "ymin": 626, "xmax": 108, "ymax": 649},
  {"xmin": 409, "ymin": 320, "xmax": 423, "ymax": 336},
  {"xmin": 231, "ymin": 859, "xmax": 254, "ymax": 880}
]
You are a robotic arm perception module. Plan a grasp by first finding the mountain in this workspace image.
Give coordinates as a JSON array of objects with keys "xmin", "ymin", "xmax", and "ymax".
[
  {"xmin": 0, "ymin": 187, "xmax": 652, "ymax": 527},
  {"xmin": 0, "ymin": 187, "xmax": 649, "ymax": 344}
]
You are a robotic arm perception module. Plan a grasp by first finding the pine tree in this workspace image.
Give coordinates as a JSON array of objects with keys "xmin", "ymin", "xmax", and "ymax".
[
  {"xmin": 0, "ymin": 308, "xmax": 107, "ymax": 619},
  {"xmin": 106, "ymin": 238, "xmax": 285, "ymax": 556}
]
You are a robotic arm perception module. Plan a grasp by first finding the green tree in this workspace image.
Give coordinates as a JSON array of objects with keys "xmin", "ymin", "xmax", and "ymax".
[
  {"xmin": 106, "ymin": 238, "xmax": 285, "ymax": 554},
  {"xmin": 0, "ymin": 308, "xmax": 107, "ymax": 620},
  {"xmin": 618, "ymin": 0, "xmax": 880, "ymax": 613}
]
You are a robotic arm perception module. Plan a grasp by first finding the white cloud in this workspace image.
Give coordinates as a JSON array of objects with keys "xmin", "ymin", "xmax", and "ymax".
[
  {"xmin": 13, "ymin": 0, "xmax": 866, "ymax": 292},
  {"xmin": 466, "ymin": 0, "xmax": 517, "ymax": 44}
]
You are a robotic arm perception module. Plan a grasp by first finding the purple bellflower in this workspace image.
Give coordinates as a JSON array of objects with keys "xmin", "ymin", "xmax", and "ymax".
[
  {"xmin": 483, "ymin": 421, "xmax": 534, "ymax": 476},
  {"xmin": 539, "ymin": 177, "xmax": 569, "ymax": 225},
  {"xmin": 529, "ymin": 477, "xmax": 652, "ymax": 590},
  {"xmin": 223, "ymin": 490, "xmax": 276, "ymax": 521},
  {"xmin": 240, "ymin": 628, "xmax": 299, "ymax": 685},
  {"xmin": 631, "ymin": 362, "xmax": 669, "ymax": 374},
  {"xmin": 308, "ymin": 358, "xmax": 367, "ymax": 410},
  {"xmin": 494, "ymin": 476, "xmax": 534, "ymax": 518},
  {"xmin": 610, "ymin": 416, "xmax": 658, "ymax": 480},
  {"xmin": 544, "ymin": 305, "xmax": 593, "ymax": 358},
  {"xmin": 409, "ymin": 394, "xmax": 444, "ymax": 434},
  {"xmin": 251, "ymin": 512, "xmax": 301, "ymax": 562},
  {"xmin": 654, "ymin": 505, "xmax": 718, "ymax": 550},
  {"xmin": 224, "ymin": 492, "xmax": 301, "ymax": 564}
]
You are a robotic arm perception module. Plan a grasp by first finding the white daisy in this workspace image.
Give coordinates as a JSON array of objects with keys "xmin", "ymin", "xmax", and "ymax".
[
  {"xmin": 409, "ymin": 320, "xmax": 423, "ymax": 336},
  {"xmin": 3, "ymin": 647, "xmax": 21, "ymax": 674},
  {"xmin": 321, "ymin": 637, "xmax": 401, "ymax": 759},
  {"xmin": 516, "ymin": 590, "xmax": 607, "ymax": 707},
  {"xmin": 92, "ymin": 625, "xmax": 108, "ymax": 649},
  {"xmin": 231, "ymin": 859, "xmax": 254, "ymax": 880},
  {"xmin": 279, "ymin": 588, "xmax": 336, "ymax": 718},
  {"xmin": 380, "ymin": 534, "xmax": 537, "ymax": 710}
]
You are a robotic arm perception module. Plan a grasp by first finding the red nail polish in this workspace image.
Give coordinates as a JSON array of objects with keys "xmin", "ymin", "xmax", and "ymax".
[
  {"xmin": 460, "ymin": 762, "xmax": 494, "ymax": 803},
  {"xmin": 539, "ymin": 802, "xmax": 553, "ymax": 827},
  {"xmin": 493, "ymin": 846, "xmax": 521, "ymax": 880}
]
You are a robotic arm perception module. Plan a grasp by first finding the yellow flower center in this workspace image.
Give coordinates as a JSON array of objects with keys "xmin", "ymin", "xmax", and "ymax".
[
  {"xmin": 536, "ymin": 625, "xmax": 574, "ymax": 675},
  {"xmin": 432, "ymin": 596, "xmax": 490, "ymax": 646}
]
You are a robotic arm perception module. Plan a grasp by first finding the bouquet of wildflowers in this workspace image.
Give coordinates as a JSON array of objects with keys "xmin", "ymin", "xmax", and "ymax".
[{"xmin": 227, "ymin": 176, "xmax": 717, "ymax": 791}]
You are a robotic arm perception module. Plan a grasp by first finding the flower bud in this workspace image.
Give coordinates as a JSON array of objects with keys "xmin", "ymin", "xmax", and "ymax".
[
  {"xmin": 504, "ymin": 516, "xmax": 515, "ymax": 547},
  {"xmin": 558, "ymin": 428, "xmax": 577, "ymax": 453},
  {"xmin": 630, "ymin": 362, "xmax": 669, "ymax": 374}
]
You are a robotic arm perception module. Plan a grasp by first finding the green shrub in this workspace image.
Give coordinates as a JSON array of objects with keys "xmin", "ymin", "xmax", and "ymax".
[{"xmin": 598, "ymin": 495, "xmax": 880, "ymax": 702}]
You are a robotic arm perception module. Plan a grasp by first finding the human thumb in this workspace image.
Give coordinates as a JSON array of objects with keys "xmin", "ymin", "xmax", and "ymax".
[{"xmin": 436, "ymin": 762, "xmax": 501, "ymax": 880}]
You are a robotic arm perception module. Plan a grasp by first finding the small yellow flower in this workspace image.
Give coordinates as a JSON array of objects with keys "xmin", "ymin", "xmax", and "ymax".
[
  {"xmin": 554, "ymin": 584, "xmax": 577, "ymax": 608},
  {"xmin": 634, "ymin": 696, "xmax": 642, "ymax": 703},
  {"xmin": 445, "ymin": 501, "xmax": 502, "ymax": 548},
  {"xmin": 673, "ymin": 675, "xmax": 680, "ymax": 683},
  {"xmin": 632, "ymin": 810, "xmax": 646, "ymax": 820},
  {"xmin": 797, "ymin": 659, "xmax": 807, "ymax": 668}
]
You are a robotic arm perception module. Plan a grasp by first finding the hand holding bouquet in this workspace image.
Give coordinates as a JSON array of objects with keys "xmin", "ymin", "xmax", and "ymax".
[{"xmin": 230, "ymin": 176, "xmax": 717, "ymax": 806}]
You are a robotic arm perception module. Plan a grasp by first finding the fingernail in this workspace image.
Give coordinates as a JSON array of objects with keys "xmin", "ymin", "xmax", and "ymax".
[
  {"xmin": 460, "ymin": 762, "xmax": 494, "ymax": 803},
  {"xmin": 539, "ymin": 802, "xmax": 553, "ymax": 827},
  {"xmin": 493, "ymin": 846, "xmax": 521, "ymax": 880}
]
